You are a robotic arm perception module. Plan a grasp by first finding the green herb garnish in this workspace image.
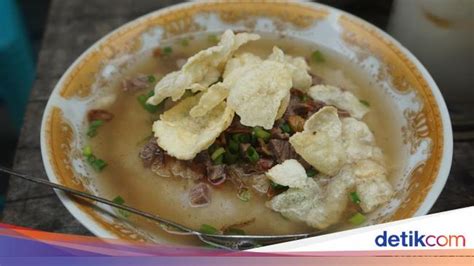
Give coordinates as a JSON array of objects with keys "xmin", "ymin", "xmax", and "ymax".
[
  {"xmin": 350, "ymin": 191, "xmax": 361, "ymax": 204},
  {"xmin": 82, "ymin": 145, "xmax": 93, "ymax": 157},
  {"xmin": 359, "ymin": 99, "xmax": 370, "ymax": 107},
  {"xmin": 306, "ymin": 168, "xmax": 318, "ymax": 177},
  {"xmin": 311, "ymin": 50, "xmax": 325, "ymax": 63},
  {"xmin": 232, "ymin": 133, "xmax": 250, "ymax": 143},
  {"xmin": 237, "ymin": 188, "xmax": 251, "ymax": 202},
  {"xmin": 162, "ymin": 46, "xmax": 173, "ymax": 55},
  {"xmin": 83, "ymin": 146, "xmax": 107, "ymax": 172},
  {"xmin": 200, "ymin": 224, "xmax": 220, "ymax": 234},
  {"xmin": 213, "ymin": 155, "xmax": 224, "ymax": 165},
  {"xmin": 147, "ymin": 75, "xmax": 156, "ymax": 84},
  {"xmin": 137, "ymin": 91, "xmax": 160, "ymax": 113},
  {"xmin": 253, "ymin": 127, "xmax": 271, "ymax": 142},
  {"xmin": 228, "ymin": 139, "xmax": 240, "ymax": 154},
  {"xmin": 112, "ymin": 196, "xmax": 130, "ymax": 218},
  {"xmin": 349, "ymin": 212, "xmax": 366, "ymax": 225},
  {"xmin": 211, "ymin": 147, "xmax": 226, "ymax": 161},
  {"xmin": 246, "ymin": 146, "xmax": 260, "ymax": 163},
  {"xmin": 280, "ymin": 122, "xmax": 292, "ymax": 134},
  {"xmin": 224, "ymin": 150, "xmax": 239, "ymax": 164},
  {"xmin": 87, "ymin": 120, "xmax": 104, "ymax": 137},
  {"xmin": 270, "ymin": 180, "xmax": 289, "ymax": 190}
]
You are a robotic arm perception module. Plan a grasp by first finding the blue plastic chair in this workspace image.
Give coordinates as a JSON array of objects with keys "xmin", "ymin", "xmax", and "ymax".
[{"xmin": 0, "ymin": 0, "xmax": 35, "ymax": 130}]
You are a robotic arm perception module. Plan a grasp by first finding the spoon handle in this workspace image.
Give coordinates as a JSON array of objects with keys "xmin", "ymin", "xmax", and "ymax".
[{"xmin": 0, "ymin": 166, "xmax": 195, "ymax": 235}]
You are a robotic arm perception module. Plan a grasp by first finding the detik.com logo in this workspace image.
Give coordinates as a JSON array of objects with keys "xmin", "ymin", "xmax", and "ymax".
[{"xmin": 375, "ymin": 231, "xmax": 466, "ymax": 247}]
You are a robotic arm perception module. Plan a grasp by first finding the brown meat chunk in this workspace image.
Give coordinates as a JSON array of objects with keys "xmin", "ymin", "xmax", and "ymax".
[
  {"xmin": 121, "ymin": 74, "xmax": 150, "ymax": 92},
  {"xmin": 310, "ymin": 73, "xmax": 324, "ymax": 85},
  {"xmin": 87, "ymin": 109, "xmax": 114, "ymax": 122},
  {"xmin": 188, "ymin": 183, "xmax": 211, "ymax": 208},
  {"xmin": 139, "ymin": 138, "xmax": 162, "ymax": 168},
  {"xmin": 268, "ymin": 139, "xmax": 298, "ymax": 163},
  {"xmin": 206, "ymin": 164, "xmax": 226, "ymax": 184}
]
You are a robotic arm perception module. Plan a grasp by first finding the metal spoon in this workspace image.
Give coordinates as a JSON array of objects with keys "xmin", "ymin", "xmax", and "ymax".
[{"xmin": 0, "ymin": 166, "xmax": 320, "ymax": 250}]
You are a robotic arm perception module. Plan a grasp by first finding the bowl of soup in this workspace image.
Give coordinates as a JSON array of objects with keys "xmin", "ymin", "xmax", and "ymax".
[{"xmin": 40, "ymin": 1, "xmax": 452, "ymax": 246}]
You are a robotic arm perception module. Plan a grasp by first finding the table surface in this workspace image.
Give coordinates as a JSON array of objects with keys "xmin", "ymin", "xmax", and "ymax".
[{"xmin": 2, "ymin": 0, "xmax": 473, "ymax": 236}]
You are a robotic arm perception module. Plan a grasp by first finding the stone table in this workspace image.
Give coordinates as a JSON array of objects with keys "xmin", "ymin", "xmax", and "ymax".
[{"xmin": 1, "ymin": 0, "xmax": 473, "ymax": 236}]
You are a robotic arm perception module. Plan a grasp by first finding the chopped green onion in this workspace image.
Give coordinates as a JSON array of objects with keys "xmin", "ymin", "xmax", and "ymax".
[
  {"xmin": 231, "ymin": 134, "xmax": 241, "ymax": 142},
  {"xmin": 162, "ymin": 46, "xmax": 173, "ymax": 55},
  {"xmin": 82, "ymin": 146, "xmax": 93, "ymax": 157},
  {"xmin": 280, "ymin": 122, "xmax": 292, "ymax": 134},
  {"xmin": 200, "ymin": 224, "xmax": 220, "ymax": 234},
  {"xmin": 87, "ymin": 119, "xmax": 104, "ymax": 137},
  {"xmin": 112, "ymin": 195, "xmax": 125, "ymax": 205},
  {"xmin": 232, "ymin": 133, "xmax": 250, "ymax": 143},
  {"xmin": 224, "ymin": 150, "xmax": 239, "ymax": 164},
  {"xmin": 91, "ymin": 158, "xmax": 107, "ymax": 172},
  {"xmin": 359, "ymin": 99, "xmax": 370, "ymax": 107},
  {"xmin": 147, "ymin": 75, "xmax": 156, "ymax": 84},
  {"xmin": 237, "ymin": 188, "xmax": 251, "ymax": 202},
  {"xmin": 250, "ymin": 134, "xmax": 258, "ymax": 145},
  {"xmin": 208, "ymin": 34, "xmax": 219, "ymax": 44},
  {"xmin": 306, "ymin": 168, "xmax": 318, "ymax": 177},
  {"xmin": 137, "ymin": 91, "xmax": 160, "ymax": 113},
  {"xmin": 253, "ymin": 127, "xmax": 271, "ymax": 141},
  {"xmin": 349, "ymin": 212, "xmax": 366, "ymax": 225},
  {"xmin": 228, "ymin": 139, "xmax": 240, "ymax": 154},
  {"xmin": 311, "ymin": 50, "xmax": 325, "ymax": 63},
  {"xmin": 350, "ymin": 191, "xmax": 361, "ymax": 204},
  {"xmin": 224, "ymin": 228, "xmax": 246, "ymax": 235},
  {"xmin": 246, "ymin": 146, "xmax": 260, "ymax": 163},
  {"xmin": 213, "ymin": 155, "xmax": 224, "ymax": 165},
  {"xmin": 180, "ymin": 38, "xmax": 189, "ymax": 47},
  {"xmin": 300, "ymin": 95, "xmax": 309, "ymax": 102},
  {"xmin": 211, "ymin": 147, "xmax": 226, "ymax": 161},
  {"xmin": 208, "ymin": 143, "xmax": 219, "ymax": 155},
  {"xmin": 83, "ymin": 146, "xmax": 107, "ymax": 172},
  {"xmin": 270, "ymin": 180, "xmax": 288, "ymax": 190},
  {"xmin": 86, "ymin": 154, "xmax": 96, "ymax": 164},
  {"xmin": 112, "ymin": 195, "xmax": 130, "ymax": 218}
]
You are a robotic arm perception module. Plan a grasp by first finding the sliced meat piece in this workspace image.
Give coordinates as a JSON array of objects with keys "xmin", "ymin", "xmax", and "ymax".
[
  {"xmin": 310, "ymin": 73, "xmax": 324, "ymax": 85},
  {"xmin": 194, "ymin": 151, "xmax": 212, "ymax": 167},
  {"xmin": 268, "ymin": 139, "xmax": 299, "ymax": 164},
  {"xmin": 251, "ymin": 174, "xmax": 270, "ymax": 194},
  {"xmin": 121, "ymin": 74, "xmax": 150, "ymax": 92},
  {"xmin": 256, "ymin": 158, "xmax": 274, "ymax": 171},
  {"xmin": 170, "ymin": 159, "xmax": 205, "ymax": 180},
  {"xmin": 139, "ymin": 137, "xmax": 162, "ymax": 168},
  {"xmin": 271, "ymin": 121, "xmax": 290, "ymax": 140},
  {"xmin": 150, "ymin": 154, "xmax": 173, "ymax": 177},
  {"xmin": 239, "ymin": 143, "xmax": 251, "ymax": 158},
  {"xmin": 207, "ymin": 164, "xmax": 226, "ymax": 185},
  {"xmin": 257, "ymin": 138, "xmax": 273, "ymax": 156},
  {"xmin": 290, "ymin": 103, "xmax": 316, "ymax": 117},
  {"xmin": 271, "ymin": 127, "xmax": 290, "ymax": 140},
  {"xmin": 87, "ymin": 109, "xmax": 114, "ymax": 122},
  {"xmin": 226, "ymin": 166, "xmax": 245, "ymax": 190},
  {"xmin": 227, "ymin": 117, "xmax": 252, "ymax": 134},
  {"xmin": 188, "ymin": 183, "xmax": 211, "ymax": 208}
]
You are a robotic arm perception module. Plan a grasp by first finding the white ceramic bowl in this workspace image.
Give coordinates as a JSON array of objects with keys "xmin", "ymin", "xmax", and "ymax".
[{"xmin": 41, "ymin": 1, "xmax": 452, "ymax": 244}]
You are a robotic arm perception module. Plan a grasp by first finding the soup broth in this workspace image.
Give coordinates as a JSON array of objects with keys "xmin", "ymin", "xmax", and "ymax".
[{"xmin": 88, "ymin": 32, "xmax": 404, "ymax": 245}]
